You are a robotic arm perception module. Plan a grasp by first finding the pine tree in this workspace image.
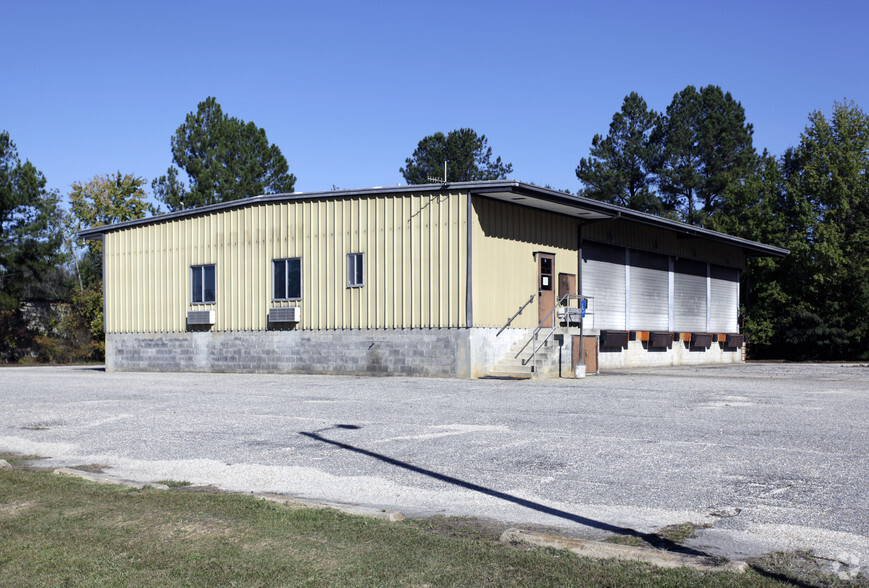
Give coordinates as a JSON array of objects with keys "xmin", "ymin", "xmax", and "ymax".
[
  {"xmin": 655, "ymin": 85, "xmax": 757, "ymax": 225},
  {"xmin": 153, "ymin": 97, "xmax": 296, "ymax": 211},
  {"xmin": 576, "ymin": 92, "xmax": 662, "ymax": 213},
  {"xmin": 400, "ymin": 128, "xmax": 512, "ymax": 184}
]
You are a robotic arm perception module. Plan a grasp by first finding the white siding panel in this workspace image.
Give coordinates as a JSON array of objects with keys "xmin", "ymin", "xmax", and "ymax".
[
  {"xmin": 710, "ymin": 265, "xmax": 739, "ymax": 332},
  {"xmin": 582, "ymin": 242, "xmax": 626, "ymax": 330},
  {"xmin": 674, "ymin": 259, "xmax": 707, "ymax": 331},
  {"xmin": 629, "ymin": 250, "xmax": 669, "ymax": 331}
]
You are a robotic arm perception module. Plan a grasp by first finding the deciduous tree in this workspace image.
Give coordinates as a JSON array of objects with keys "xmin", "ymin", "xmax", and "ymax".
[{"xmin": 68, "ymin": 172, "xmax": 153, "ymax": 288}]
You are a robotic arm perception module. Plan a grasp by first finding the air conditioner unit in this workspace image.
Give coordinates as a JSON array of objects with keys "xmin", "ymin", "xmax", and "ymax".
[
  {"xmin": 186, "ymin": 310, "xmax": 215, "ymax": 325},
  {"xmin": 269, "ymin": 307, "xmax": 301, "ymax": 323}
]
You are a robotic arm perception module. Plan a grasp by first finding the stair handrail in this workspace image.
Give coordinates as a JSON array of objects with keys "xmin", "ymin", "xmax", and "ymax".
[
  {"xmin": 496, "ymin": 292, "xmax": 536, "ymax": 337},
  {"xmin": 515, "ymin": 293, "xmax": 571, "ymax": 360},
  {"xmin": 518, "ymin": 294, "xmax": 586, "ymax": 369}
]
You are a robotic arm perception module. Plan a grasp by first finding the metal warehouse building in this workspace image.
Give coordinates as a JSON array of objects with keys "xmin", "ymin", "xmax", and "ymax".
[{"xmin": 80, "ymin": 180, "xmax": 787, "ymax": 378}]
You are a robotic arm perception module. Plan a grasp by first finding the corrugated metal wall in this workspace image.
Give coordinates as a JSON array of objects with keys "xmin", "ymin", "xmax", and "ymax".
[
  {"xmin": 103, "ymin": 191, "xmax": 468, "ymax": 333},
  {"xmin": 471, "ymin": 197, "xmax": 577, "ymax": 329}
]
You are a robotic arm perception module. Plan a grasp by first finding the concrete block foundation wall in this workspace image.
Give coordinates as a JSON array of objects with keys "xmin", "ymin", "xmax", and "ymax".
[
  {"xmin": 107, "ymin": 328, "xmax": 743, "ymax": 378},
  {"xmin": 594, "ymin": 338, "xmax": 743, "ymax": 370},
  {"xmin": 107, "ymin": 329, "xmax": 472, "ymax": 378}
]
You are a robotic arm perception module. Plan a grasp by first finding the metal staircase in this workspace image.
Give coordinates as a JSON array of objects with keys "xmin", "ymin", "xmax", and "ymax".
[
  {"xmin": 487, "ymin": 335, "xmax": 562, "ymax": 379},
  {"xmin": 488, "ymin": 293, "xmax": 587, "ymax": 379}
]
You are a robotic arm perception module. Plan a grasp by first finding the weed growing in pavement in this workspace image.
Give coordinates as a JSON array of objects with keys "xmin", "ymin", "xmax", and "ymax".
[{"xmin": 156, "ymin": 479, "xmax": 193, "ymax": 488}]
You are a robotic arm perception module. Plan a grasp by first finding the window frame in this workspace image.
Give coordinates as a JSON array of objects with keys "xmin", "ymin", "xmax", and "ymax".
[
  {"xmin": 272, "ymin": 257, "xmax": 303, "ymax": 301},
  {"xmin": 346, "ymin": 252, "xmax": 365, "ymax": 288},
  {"xmin": 191, "ymin": 264, "xmax": 216, "ymax": 305}
]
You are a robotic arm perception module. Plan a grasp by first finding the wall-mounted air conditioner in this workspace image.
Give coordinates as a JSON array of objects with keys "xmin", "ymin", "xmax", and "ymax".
[
  {"xmin": 187, "ymin": 310, "xmax": 215, "ymax": 325},
  {"xmin": 269, "ymin": 307, "xmax": 301, "ymax": 323}
]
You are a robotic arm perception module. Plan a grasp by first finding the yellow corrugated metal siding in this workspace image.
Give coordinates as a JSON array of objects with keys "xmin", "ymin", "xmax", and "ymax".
[
  {"xmin": 103, "ymin": 191, "xmax": 468, "ymax": 333},
  {"xmin": 471, "ymin": 197, "xmax": 578, "ymax": 329}
]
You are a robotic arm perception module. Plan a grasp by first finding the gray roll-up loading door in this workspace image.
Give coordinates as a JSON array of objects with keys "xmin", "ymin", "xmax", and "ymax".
[
  {"xmin": 709, "ymin": 265, "xmax": 739, "ymax": 333},
  {"xmin": 674, "ymin": 259, "xmax": 707, "ymax": 332},
  {"xmin": 629, "ymin": 250, "xmax": 669, "ymax": 331},
  {"xmin": 582, "ymin": 242, "xmax": 626, "ymax": 330}
]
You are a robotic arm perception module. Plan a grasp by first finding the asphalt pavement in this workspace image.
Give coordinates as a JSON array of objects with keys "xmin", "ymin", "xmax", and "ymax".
[{"xmin": 1, "ymin": 363, "xmax": 866, "ymax": 572}]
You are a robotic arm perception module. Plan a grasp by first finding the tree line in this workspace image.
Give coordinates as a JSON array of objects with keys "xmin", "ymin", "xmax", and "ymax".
[
  {"xmin": 575, "ymin": 88, "xmax": 868, "ymax": 361},
  {"xmin": 1, "ymin": 90, "xmax": 867, "ymax": 362}
]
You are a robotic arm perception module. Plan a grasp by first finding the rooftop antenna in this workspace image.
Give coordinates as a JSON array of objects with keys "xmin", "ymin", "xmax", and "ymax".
[{"xmin": 427, "ymin": 160, "xmax": 448, "ymax": 184}]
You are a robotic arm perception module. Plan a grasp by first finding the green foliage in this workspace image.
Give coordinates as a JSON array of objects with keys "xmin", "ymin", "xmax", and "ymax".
[
  {"xmin": 576, "ymin": 92, "xmax": 663, "ymax": 213},
  {"xmin": 0, "ymin": 308, "xmax": 33, "ymax": 362},
  {"xmin": 401, "ymin": 128, "xmax": 513, "ymax": 184},
  {"xmin": 712, "ymin": 101, "xmax": 869, "ymax": 359},
  {"xmin": 585, "ymin": 91, "xmax": 869, "ymax": 360},
  {"xmin": 0, "ymin": 130, "xmax": 65, "ymax": 311},
  {"xmin": 655, "ymin": 85, "xmax": 758, "ymax": 225},
  {"xmin": 577, "ymin": 86, "xmax": 757, "ymax": 226},
  {"xmin": 153, "ymin": 97, "xmax": 296, "ymax": 211},
  {"xmin": 61, "ymin": 283, "xmax": 104, "ymax": 361},
  {"xmin": 708, "ymin": 153, "xmax": 789, "ymax": 351},
  {"xmin": 68, "ymin": 172, "xmax": 153, "ymax": 288},
  {"xmin": 156, "ymin": 479, "xmax": 192, "ymax": 487},
  {"xmin": 774, "ymin": 101, "xmax": 869, "ymax": 359},
  {"xmin": 58, "ymin": 172, "xmax": 151, "ymax": 362}
]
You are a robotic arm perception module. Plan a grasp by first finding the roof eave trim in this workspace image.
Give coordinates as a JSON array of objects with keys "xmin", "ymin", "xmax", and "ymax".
[{"xmin": 76, "ymin": 180, "xmax": 790, "ymax": 258}]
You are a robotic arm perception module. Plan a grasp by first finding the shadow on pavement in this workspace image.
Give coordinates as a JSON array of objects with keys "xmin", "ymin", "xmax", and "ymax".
[{"xmin": 300, "ymin": 424, "xmax": 710, "ymax": 558}]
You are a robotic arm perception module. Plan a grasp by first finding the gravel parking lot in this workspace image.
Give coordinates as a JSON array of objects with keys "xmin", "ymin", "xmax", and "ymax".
[{"xmin": 1, "ymin": 363, "xmax": 867, "ymax": 571}]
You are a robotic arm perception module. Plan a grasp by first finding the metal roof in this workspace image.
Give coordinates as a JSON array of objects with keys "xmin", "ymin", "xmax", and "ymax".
[{"xmin": 78, "ymin": 180, "xmax": 788, "ymax": 258}]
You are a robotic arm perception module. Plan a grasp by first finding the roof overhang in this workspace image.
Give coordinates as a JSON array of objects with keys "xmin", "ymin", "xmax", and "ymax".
[{"xmin": 463, "ymin": 181, "xmax": 788, "ymax": 258}]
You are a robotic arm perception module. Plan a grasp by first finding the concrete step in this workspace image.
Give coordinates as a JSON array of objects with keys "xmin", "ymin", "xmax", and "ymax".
[
  {"xmin": 486, "ymin": 368, "xmax": 533, "ymax": 379},
  {"xmin": 488, "ymin": 333, "xmax": 567, "ymax": 379},
  {"xmin": 490, "ymin": 363, "xmax": 533, "ymax": 373},
  {"xmin": 497, "ymin": 357, "xmax": 534, "ymax": 367}
]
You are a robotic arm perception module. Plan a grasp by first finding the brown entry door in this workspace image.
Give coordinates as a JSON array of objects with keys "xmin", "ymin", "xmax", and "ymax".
[{"xmin": 538, "ymin": 253, "xmax": 555, "ymax": 327}]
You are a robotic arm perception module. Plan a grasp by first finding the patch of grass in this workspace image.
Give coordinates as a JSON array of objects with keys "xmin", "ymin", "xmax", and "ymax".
[
  {"xmin": 407, "ymin": 515, "xmax": 507, "ymax": 542},
  {"xmin": 70, "ymin": 464, "xmax": 108, "ymax": 474},
  {"xmin": 0, "ymin": 466, "xmax": 847, "ymax": 587},
  {"xmin": 156, "ymin": 479, "xmax": 193, "ymax": 488},
  {"xmin": 605, "ymin": 534, "xmax": 645, "ymax": 547},
  {"xmin": 659, "ymin": 522, "xmax": 710, "ymax": 544},
  {"xmin": 0, "ymin": 453, "xmax": 44, "ymax": 469},
  {"xmin": 603, "ymin": 522, "xmax": 710, "ymax": 550}
]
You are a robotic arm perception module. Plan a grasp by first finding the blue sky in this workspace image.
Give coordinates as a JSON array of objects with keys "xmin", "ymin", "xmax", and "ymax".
[{"xmin": 5, "ymin": 0, "xmax": 868, "ymax": 205}]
